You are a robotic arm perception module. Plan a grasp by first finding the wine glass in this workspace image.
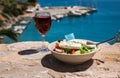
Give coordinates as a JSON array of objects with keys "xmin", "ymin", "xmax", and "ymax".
[{"xmin": 34, "ymin": 12, "xmax": 51, "ymax": 52}]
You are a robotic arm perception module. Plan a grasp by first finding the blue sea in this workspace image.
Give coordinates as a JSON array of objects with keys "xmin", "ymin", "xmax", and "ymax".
[{"xmin": 5, "ymin": 0, "xmax": 120, "ymax": 43}]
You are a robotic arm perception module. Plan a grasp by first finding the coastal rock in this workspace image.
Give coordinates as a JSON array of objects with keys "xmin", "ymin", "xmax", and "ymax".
[{"xmin": 0, "ymin": 42, "xmax": 120, "ymax": 78}]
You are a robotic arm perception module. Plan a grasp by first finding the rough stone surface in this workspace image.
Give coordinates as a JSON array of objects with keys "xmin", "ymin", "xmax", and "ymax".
[{"xmin": 0, "ymin": 41, "xmax": 120, "ymax": 78}]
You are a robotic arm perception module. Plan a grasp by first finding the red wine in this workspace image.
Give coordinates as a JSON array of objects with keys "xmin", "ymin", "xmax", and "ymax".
[{"xmin": 34, "ymin": 15, "xmax": 51, "ymax": 34}]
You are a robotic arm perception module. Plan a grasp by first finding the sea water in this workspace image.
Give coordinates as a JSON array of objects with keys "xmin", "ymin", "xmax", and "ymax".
[{"xmin": 5, "ymin": 0, "xmax": 120, "ymax": 43}]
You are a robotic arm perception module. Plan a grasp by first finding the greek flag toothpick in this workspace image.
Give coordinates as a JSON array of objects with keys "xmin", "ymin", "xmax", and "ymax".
[{"xmin": 65, "ymin": 33, "xmax": 75, "ymax": 41}]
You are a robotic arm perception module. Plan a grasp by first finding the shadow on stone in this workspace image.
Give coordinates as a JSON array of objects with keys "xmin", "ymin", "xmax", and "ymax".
[
  {"xmin": 41, "ymin": 54, "xmax": 93, "ymax": 72},
  {"xmin": 18, "ymin": 49, "xmax": 38, "ymax": 55}
]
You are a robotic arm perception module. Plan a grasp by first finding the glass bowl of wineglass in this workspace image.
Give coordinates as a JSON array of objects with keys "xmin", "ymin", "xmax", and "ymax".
[{"xmin": 33, "ymin": 12, "xmax": 52, "ymax": 52}]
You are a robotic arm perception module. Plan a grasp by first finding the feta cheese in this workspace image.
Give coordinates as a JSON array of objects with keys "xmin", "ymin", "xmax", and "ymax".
[{"xmin": 59, "ymin": 41, "xmax": 82, "ymax": 49}]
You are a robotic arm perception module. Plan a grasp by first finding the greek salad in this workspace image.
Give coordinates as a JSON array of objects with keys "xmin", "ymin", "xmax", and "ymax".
[{"xmin": 53, "ymin": 39, "xmax": 97, "ymax": 54}]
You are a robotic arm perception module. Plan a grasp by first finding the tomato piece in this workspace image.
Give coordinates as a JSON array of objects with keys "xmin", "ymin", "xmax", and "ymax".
[
  {"xmin": 55, "ymin": 45, "xmax": 61, "ymax": 49},
  {"xmin": 70, "ymin": 49, "xmax": 75, "ymax": 54}
]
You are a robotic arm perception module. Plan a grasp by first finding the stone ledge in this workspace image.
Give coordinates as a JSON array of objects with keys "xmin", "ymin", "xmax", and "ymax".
[{"xmin": 0, "ymin": 42, "xmax": 120, "ymax": 78}]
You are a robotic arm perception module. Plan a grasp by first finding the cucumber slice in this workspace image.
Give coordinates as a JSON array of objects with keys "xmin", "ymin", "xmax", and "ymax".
[{"xmin": 75, "ymin": 50, "xmax": 81, "ymax": 54}]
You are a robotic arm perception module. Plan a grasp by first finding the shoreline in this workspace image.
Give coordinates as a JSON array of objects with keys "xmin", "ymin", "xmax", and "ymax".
[
  {"xmin": 13, "ymin": 5, "xmax": 97, "ymax": 34},
  {"xmin": 9, "ymin": 4, "xmax": 97, "ymax": 34},
  {"xmin": 39, "ymin": 5, "xmax": 97, "ymax": 20},
  {"xmin": 1, "ymin": 3, "xmax": 97, "ymax": 40},
  {"xmin": 0, "ymin": 3, "xmax": 97, "ymax": 30}
]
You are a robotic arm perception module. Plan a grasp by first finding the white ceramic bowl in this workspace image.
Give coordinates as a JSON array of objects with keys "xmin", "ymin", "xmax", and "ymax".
[{"xmin": 48, "ymin": 39, "xmax": 100, "ymax": 64}]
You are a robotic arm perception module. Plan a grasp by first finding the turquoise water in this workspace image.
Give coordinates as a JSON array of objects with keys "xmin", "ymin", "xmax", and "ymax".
[{"xmin": 5, "ymin": 0, "xmax": 120, "ymax": 43}]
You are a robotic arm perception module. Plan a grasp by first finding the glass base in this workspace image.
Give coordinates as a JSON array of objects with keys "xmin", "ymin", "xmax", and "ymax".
[{"xmin": 37, "ymin": 47, "xmax": 48, "ymax": 52}]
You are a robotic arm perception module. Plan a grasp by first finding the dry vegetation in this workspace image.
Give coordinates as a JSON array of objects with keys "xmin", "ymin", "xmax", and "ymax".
[{"xmin": 0, "ymin": 0, "xmax": 36, "ymax": 27}]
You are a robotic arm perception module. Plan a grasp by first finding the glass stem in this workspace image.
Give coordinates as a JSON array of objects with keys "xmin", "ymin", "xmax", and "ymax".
[{"xmin": 41, "ymin": 34, "xmax": 46, "ymax": 48}]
